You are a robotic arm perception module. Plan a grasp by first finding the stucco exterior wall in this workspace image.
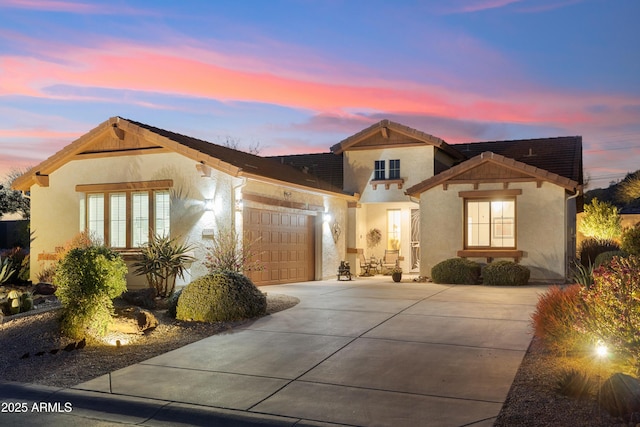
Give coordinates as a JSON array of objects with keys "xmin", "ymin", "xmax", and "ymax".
[
  {"xmin": 29, "ymin": 152, "xmax": 239, "ymax": 288},
  {"xmin": 344, "ymin": 146, "xmax": 435, "ymax": 203},
  {"xmin": 420, "ymin": 181, "xmax": 571, "ymax": 282}
]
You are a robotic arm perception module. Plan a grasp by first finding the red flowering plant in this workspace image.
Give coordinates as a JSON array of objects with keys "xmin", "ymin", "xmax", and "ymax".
[{"xmin": 578, "ymin": 255, "xmax": 640, "ymax": 373}]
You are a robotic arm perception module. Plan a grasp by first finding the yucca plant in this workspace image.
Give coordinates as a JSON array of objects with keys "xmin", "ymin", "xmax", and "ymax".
[{"xmin": 133, "ymin": 234, "xmax": 195, "ymax": 298}]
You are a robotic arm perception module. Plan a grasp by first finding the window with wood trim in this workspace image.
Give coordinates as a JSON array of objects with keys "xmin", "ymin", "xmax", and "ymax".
[
  {"xmin": 465, "ymin": 199, "xmax": 515, "ymax": 248},
  {"xmin": 84, "ymin": 189, "xmax": 170, "ymax": 248},
  {"xmin": 389, "ymin": 159, "xmax": 400, "ymax": 179},
  {"xmin": 374, "ymin": 160, "xmax": 385, "ymax": 180}
]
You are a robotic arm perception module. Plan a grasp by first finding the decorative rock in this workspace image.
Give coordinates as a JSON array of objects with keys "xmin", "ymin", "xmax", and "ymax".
[
  {"xmin": 122, "ymin": 288, "xmax": 157, "ymax": 309},
  {"xmin": 599, "ymin": 373, "xmax": 640, "ymax": 417},
  {"xmin": 33, "ymin": 283, "xmax": 56, "ymax": 296},
  {"xmin": 111, "ymin": 307, "xmax": 158, "ymax": 334}
]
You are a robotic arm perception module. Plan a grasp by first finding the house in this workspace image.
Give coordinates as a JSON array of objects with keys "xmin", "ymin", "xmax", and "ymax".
[
  {"xmin": 12, "ymin": 117, "xmax": 357, "ymax": 288},
  {"xmin": 280, "ymin": 120, "xmax": 583, "ymax": 282},
  {"xmin": 14, "ymin": 117, "xmax": 582, "ymax": 287}
]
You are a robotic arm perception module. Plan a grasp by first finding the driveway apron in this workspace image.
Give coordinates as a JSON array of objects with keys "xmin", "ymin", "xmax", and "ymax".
[{"xmin": 62, "ymin": 278, "xmax": 544, "ymax": 426}]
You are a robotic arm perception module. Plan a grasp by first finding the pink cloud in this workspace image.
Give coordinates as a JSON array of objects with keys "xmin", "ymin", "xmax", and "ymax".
[{"xmin": 0, "ymin": 0, "xmax": 149, "ymax": 14}]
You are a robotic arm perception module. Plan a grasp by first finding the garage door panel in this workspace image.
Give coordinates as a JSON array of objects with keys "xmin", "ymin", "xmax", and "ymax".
[{"xmin": 244, "ymin": 207, "xmax": 315, "ymax": 286}]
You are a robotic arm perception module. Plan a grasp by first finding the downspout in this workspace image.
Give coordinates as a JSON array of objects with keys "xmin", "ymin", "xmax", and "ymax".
[{"xmin": 565, "ymin": 187, "xmax": 582, "ymax": 281}]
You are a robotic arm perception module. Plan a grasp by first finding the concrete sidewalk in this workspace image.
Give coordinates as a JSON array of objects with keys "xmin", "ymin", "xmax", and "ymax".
[{"xmin": 0, "ymin": 278, "xmax": 545, "ymax": 426}]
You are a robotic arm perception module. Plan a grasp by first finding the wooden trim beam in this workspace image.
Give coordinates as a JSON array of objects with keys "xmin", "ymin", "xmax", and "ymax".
[
  {"xmin": 34, "ymin": 173, "xmax": 49, "ymax": 187},
  {"xmin": 457, "ymin": 249, "xmax": 524, "ymax": 263},
  {"xmin": 371, "ymin": 178, "xmax": 404, "ymax": 190},
  {"xmin": 242, "ymin": 192, "xmax": 324, "ymax": 212},
  {"xmin": 75, "ymin": 147, "xmax": 169, "ymax": 160},
  {"xmin": 458, "ymin": 189, "xmax": 523, "ymax": 198},
  {"xmin": 381, "ymin": 127, "xmax": 389, "ymax": 138},
  {"xmin": 76, "ymin": 179, "xmax": 173, "ymax": 192}
]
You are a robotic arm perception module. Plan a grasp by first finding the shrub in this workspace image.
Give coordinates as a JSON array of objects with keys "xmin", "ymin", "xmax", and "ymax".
[
  {"xmin": 531, "ymin": 284, "xmax": 587, "ymax": 355},
  {"xmin": 621, "ymin": 225, "xmax": 640, "ymax": 256},
  {"xmin": 204, "ymin": 228, "xmax": 264, "ymax": 274},
  {"xmin": 571, "ymin": 262, "xmax": 594, "ymax": 288},
  {"xmin": 579, "ymin": 198, "xmax": 622, "ymax": 241},
  {"xmin": 132, "ymin": 234, "xmax": 195, "ymax": 298},
  {"xmin": 594, "ymin": 250, "xmax": 629, "ymax": 268},
  {"xmin": 579, "ymin": 238, "xmax": 620, "ymax": 268},
  {"xmin": 556, "ymin": 368, "xmax": 593, "ymax": 398},
  {"xmin": 483, "ymin": 261, "xmax": 530, "ymax": 286},
  {"xmin": 166, "ymin": 288, "xmax": 182, "ymax": 318},
  {"xmin": 578, "ymin": 256, "xmax": 640, "ymax": 371},
  {"xmin": 176, "ymin": 272, "xmax": 266, "ymax": 323},
  {"xmin": 55, "ymin": 246, "xmax": 128, "ymax": 339},
  {"xmin": 431, "ymin": 258, "xmax": 481, "ymax": 285}
]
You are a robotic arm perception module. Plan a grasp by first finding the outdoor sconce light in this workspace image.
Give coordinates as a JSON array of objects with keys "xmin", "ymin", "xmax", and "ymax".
[
  {"xmin": 323, "ymin": 213, "xmax": 332, "ymax": 222},
  {"xmin": 235, "ymin": 199, "xmax": 243, "ymax": 212},
  {"xmin": 204, "ymin": 199, "xmax": 215, "ymax": 211}
]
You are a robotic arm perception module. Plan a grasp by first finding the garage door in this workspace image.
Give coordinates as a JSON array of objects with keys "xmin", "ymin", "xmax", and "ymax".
[{"xmin": 244, "ymin": 207, "xmax": 315, "ymax": 286}]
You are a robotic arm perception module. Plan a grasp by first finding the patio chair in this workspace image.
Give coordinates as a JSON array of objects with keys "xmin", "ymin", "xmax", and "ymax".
[
  {"xmin": 381, "ymin": 250, "xmax": 399, "ymax": 271},
  {"xmin": 359, "ymin": 252, "xmax": 372, "ymax": 276}
]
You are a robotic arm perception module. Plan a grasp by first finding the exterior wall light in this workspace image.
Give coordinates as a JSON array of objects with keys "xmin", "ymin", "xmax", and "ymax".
[
  {"xmin": 323, "ymin": 213, "xmax": 332, "ymax": 222},
  {"xmin": 204, "ymin": 199, "xmax": 215, "ymax": 211}
]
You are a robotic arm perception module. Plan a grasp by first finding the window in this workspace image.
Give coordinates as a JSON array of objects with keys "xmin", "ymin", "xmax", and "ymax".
[
  {"xmin": 387, "ymin": 209, "xmax": 401, "ymax": 250},
  {"xmin": 374, "ymin": 160, "xmax": 385, "ymax": 180},
  {"xmin": 389, "ymin": 159, "xmax": 400, "ymax": 179},
  {"xmin": 85, "ymin": 189, "xmax": 170, "ymax": 248},
  {"xmin": 465, "ymin": 199, "xmax": 515, "ymax": 248}
]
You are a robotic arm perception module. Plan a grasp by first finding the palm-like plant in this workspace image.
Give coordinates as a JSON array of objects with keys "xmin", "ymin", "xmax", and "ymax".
[{"xmin": 133, "ymin": 234, "xmax": 195, "ymax": 298}]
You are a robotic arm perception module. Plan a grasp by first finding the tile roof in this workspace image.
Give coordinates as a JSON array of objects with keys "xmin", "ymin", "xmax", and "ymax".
[
  {"xmin": 454, "ymin": 136, "xmax": 583, "ymax": 184},
  {"xmin": 268, "ymin": 153, "xmax": 344, "ymax": 189},
  {"xmin": 123, "ymin": 118, "xmax": 349, "ymax": 195},
  {"xmin": 405, "ymin": 150, "xmax": 581, "ymax": 196}
]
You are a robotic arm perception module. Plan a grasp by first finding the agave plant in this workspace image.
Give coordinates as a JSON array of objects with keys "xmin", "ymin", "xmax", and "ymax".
[
  {"xmin": 0, "ymin": 257, "xmax": 16, "ymax": 285},
  {"xmin": 133, "ymin": 234, "xmax": 195, "ymax": 298}
]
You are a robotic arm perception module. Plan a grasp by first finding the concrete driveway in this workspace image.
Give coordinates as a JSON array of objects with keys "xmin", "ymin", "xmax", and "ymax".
[{"xmin": 0, "ymin": 277, "xmax": 545, "ymax": 426}]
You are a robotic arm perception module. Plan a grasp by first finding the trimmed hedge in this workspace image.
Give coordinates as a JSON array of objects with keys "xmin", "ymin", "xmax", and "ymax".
[
  {"xmin": 431, "ymin": 258, "xmax": 481, "ymax": 285},
  {"xmin": 176, "ymin": 272, "xmax": 266, "ymax": 323},
  {"xmin": 483, "ymin": 260, "xmax": 530, "ymax": 286}
]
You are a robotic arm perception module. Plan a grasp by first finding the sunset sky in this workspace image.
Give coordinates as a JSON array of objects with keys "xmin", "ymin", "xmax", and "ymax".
[{"xmin": 1, "ymin": 0, "xmax": 638, "ymax": 189}]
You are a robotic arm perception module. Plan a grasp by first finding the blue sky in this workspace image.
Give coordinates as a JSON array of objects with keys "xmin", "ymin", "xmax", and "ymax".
[{"xmin": 1, "ymin": 0, "xmax": 639, "ymax": 189}]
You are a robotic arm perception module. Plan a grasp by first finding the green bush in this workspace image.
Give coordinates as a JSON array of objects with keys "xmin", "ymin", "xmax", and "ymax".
[
  {"xmin": 482, "ymin": 261, "xmax": 530, "ymax": 286},
  {"xmin": 594, "ymin": 250, "xmax": 629, "ymax": 268},
  {"xmin": 578, "ymin": 255, "xmax": 640, "ymax": 372},
  {"xmin": 431, "ymin": 258, "xmax": 481, "ymax": 285},
  {"xmin": 176, "ymin": 272, "xmax": 266, "ymax": 323},
  {"xmin": 621, "ymin": 225, "xmax": 640, "ymax": 256},
  {"xmin": 579, "ymin": 238, "xmax": 620, "ymax": 268},
  {"xmin": 55, "ymin": 246, "xmax": 128, "ymax": 339}
]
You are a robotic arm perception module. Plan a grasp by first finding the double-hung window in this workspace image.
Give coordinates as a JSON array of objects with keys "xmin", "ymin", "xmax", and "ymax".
[
  {"xmin": 465, "ymin": 198, "xmax": 516, "ymax": 248},
  {"xmin": 374, "ymin": 160, "xmax": 385, "ymax": 180},
  {"xmin": 389, "ymin": 159, "xmax": 400, "ymax": 179},
  {"xmin": 79, "ymin": 180, "xmax": 172, "ymax": 249}
]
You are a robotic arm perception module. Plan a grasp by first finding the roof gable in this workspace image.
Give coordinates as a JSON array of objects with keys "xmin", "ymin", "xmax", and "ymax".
[
  {"xmin": 13, "ymin": 117, "xmax": 350, "ymax": 197},
  {"xmin": 330, "ymin": 119, "xmax": 465, "ymax": 160},
  {"xmin": 405, "ymin": 151, "xmax": 581, "ymax": 196}
]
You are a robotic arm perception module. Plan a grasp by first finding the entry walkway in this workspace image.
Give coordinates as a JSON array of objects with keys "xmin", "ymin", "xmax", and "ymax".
[{"xmin": 0, "ymin": 278, "xmax": 545, "ymax": 426}]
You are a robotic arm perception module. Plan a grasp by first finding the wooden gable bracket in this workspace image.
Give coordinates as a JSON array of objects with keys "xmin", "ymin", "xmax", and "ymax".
[
  {"xmin": 370, "ymin": 179, "xmax": 404, "ymax": 190},
  {"xmin": 536, "ymin": 180, "xmax": 543, "ymax": 188},
  {"xmin": 196, "ymin": 163, "xmax": 212, "ymax": 177},
  {"xmin": 34, "ymin": 172, "xmax": 49, "ymax": 187},
  {"xmin": 111, "ymin": 124, "xmax": 125, "ymax": 140},
  {"xmin": 381, "ymin": 127, "xmax": 389, "ymax": 139}
]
